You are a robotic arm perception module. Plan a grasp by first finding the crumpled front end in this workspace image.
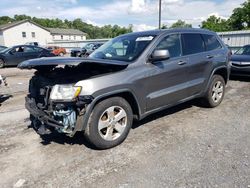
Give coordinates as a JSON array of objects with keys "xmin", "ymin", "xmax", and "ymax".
[
  {"xmin": 25, "ymin": 71, "xmax": 93, "ymax": 136},
  {"xmin": 21, "ymin": 57, "xmax": 127, "ymax": 136},
  {"xmin": 25, "ymin": 93, "xmax": 91, "ymax": 136}
]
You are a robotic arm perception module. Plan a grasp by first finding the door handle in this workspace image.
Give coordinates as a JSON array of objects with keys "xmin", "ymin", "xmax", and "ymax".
[
  {"xmin": 178, "ymin": 61, "xmax": 187, "ymax": 65},
  {"xmin": 206, "ymin": 55, "xmax": 214, "ymax": 59}
]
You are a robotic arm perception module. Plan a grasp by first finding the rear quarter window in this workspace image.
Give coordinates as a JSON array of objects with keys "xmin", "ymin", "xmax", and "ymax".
[
  {"xmin": 33, "ymin": 47, "xmax": 44, "ymax": 52},
  {"xmin": 202, "ymin": 34, "xmax": 222, "ymax": 51},
  {"xmin": 182, "ymin": 33, "xmax": 205, "ymax": 55}
]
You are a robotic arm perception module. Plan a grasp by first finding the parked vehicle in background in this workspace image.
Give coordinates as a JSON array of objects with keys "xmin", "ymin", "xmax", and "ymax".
[
  {"xmin": 0, "ymin": 45, "xmax": 7, "ymax": 52},
  {"xmin": 71, "ymin": 43, "xmax": 103, "ymax": 57},
  {"xmin": 230, "ymin": 45, "xmax": 250, "ymax": 76},
  {"xmin": 25, "ymin": 42, "xmax": 39, "ymax": 46},
  {"xmin": 0, "ymin": 45, "xmax": 55, "ymax": 68},
  {"xmin": 47, "ymin": 46, "xmax": 66, "ymax": 56},
  {"xmin": 19, "ymin": 28, "xmax": 230, "ymax": 149}
]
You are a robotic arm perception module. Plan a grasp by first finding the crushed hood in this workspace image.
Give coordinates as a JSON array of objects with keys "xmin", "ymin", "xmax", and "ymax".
[{"xmin": 18, "ymin": 57, "xmax": 129, "ymax": 69}]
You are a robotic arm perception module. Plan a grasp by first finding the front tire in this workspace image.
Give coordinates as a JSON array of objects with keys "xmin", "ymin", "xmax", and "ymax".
[
  {"xmin": 84, "ymin": 97, "xmax": 133, "ymax": 149},
  {"xmin": 202, "ymin": 75, "xmax": 225, "ymax": 108},
  {"xmin": 0, "ymin": 59, "xmax": 5, "ymax": 68}
]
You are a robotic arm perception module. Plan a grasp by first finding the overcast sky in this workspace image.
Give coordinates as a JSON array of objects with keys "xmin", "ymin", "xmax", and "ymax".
[{"xmin": 0, "ymin": 0, "xmax": 245, "ymax": 31}]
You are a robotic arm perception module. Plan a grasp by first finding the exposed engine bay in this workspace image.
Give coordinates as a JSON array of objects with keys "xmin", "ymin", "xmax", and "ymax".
[{"xmin": 24, "ymin": 60, "xmax": 127, "ymax": 136}]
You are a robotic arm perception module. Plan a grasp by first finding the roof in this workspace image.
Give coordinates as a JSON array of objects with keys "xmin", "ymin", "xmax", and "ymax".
[
  {"xmin": 46, "ymin": 27, "xmax": 86, "ymax": 36},
  {"xmin": 123, "ymin": 28, "xmax": 215, "ymax": 37},
  {"xmin": 0, "ymin": 19, "xmax": 49, "ymax": 31}
]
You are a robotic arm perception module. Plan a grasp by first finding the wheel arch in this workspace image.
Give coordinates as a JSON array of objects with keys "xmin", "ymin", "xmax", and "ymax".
[
  {"xmin": 202, "ymin": 66, "xmax": 229, "ymax": 97},
  {"xmin": 78, "ymin": 90, "xmax": 142, "ymax": 132},
  {"xmin": 213, "ymin": 67, "xmax": 229, "ymax": 84}
]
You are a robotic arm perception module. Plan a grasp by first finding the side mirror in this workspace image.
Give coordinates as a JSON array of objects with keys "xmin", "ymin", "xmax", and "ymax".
[{"xmin": 149, "ymin": 49, "xmax": 170, "ymax": 62}]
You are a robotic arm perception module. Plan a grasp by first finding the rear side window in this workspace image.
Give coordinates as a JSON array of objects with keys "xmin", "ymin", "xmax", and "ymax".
[
  {"xmin": 182, "ymin": 33, "xmax": 205, "ymax": 55},
  {"xmin": 202, "ymin": 34, "xmax": 222, "ymax": 51},
  {"xmin": 33, "ymin": 47, "xmax": 43, "ymax": 52}
]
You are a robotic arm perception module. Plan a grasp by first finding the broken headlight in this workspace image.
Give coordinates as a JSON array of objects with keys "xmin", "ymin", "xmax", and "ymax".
[{"xmin": 50, "ymin": 85, "xmax": 81, "ymax": 100}]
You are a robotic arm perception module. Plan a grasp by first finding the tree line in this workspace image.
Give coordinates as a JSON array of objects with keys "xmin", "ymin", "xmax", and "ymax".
[
  {"xmin": 0, "ymin": 15, "xmax": 132, "ymax": 39},
  {"xmin": 201, "ymin": 0, "xmax": 250, "ymax": 31},
  {"xmin": 162, "ymin": 0, "xmax": 250, "ymax": 32}
]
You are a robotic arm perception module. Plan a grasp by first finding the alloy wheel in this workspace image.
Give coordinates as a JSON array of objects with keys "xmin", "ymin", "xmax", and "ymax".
[
  {"xmin": 98, "ymin": 106, "xmax": 128, "ymax": 141},
  {"xmin": 211, "ymin": 81, "xmax": 224, "ymax": 103}
]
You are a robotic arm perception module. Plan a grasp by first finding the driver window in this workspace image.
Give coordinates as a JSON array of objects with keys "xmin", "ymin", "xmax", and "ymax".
[
  {"xmin": 12, "ymin": 46, "xmax": 24, "ymax": 53},
  {"xmin": 155, "ymin": 34, "xmax": 181, "ymax": 58}
]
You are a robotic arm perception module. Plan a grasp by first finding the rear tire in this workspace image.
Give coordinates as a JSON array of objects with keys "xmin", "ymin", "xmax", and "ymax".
[
  {"xmin": 0, "ymin": 59, "xmax": 5, "ymax": 68},
  {"xmin": 202, "ymin": 75, "xmax": 225, "ymax": 108},
  {"xmin": 84, "ymin": 97, "xmax": 133, "ymax": 149}
]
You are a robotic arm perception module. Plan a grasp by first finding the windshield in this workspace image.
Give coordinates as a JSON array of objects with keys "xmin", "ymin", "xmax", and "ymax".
[
  {"xmin": 0, "ymin": 47, "xmax": 11, "ymax": 53},
  {"xmin": 90, "ymin": 34, "xmax": 156, "ymax": 62},
  {"xmin": 0, "ymin": 47, "xmax": 6, "ymax": 52},
  {"xmin": 235, "ymin": 46, "xmax": 250, "ymax": 55}
]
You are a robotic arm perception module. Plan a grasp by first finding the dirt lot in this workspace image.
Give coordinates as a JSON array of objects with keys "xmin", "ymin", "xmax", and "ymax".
[{"xmin": 0, "ymin": 68, "xmax": 250, "ymax": 188}]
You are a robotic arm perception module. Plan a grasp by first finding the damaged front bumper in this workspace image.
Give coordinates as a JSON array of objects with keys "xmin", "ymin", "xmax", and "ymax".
[{"xmin": 25, "ymin": 96, "xmax": 91, "ymax": 137}]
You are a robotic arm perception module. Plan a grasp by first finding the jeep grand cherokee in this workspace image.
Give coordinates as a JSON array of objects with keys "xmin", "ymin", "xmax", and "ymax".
[{"xmin": 19, "ymin": 28, "xmax": 230, "ymax": 149}]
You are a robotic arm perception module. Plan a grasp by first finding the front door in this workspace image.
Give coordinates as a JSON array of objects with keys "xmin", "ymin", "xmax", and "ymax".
[
  {"xmin": 145, "ymin": 34, "xmax": 189, "ymax": 111},
  {"xmin": 6, "ymin": 46, "xmax": 26, "ymax": 66}
]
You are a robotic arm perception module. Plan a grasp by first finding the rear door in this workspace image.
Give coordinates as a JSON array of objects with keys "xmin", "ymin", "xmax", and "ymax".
[
  {"xmin": 181, "ymin": 33, "xmax": 212, "ymax": 96},
  {"xmin": 145, "ymin": 34, "xmax": 190, "ymax": 111},
  {"xmin": 22, "ymin": 46, "xmax": 40, "ymax": 60}
]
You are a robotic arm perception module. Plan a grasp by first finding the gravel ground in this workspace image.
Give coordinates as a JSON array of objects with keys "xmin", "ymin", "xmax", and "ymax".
[{"xmin": 0, "ymin": 68, "xmax": 250, "ymax": 188}]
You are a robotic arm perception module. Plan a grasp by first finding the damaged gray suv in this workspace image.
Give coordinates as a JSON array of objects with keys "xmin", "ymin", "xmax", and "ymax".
[{"xmin": 19, "ymin": 28, "xmax": 230, "ymax": 149}]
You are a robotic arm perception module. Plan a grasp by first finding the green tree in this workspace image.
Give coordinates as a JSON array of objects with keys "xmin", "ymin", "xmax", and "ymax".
[
  {"xmin": 229, "ymin": 0, "xmax": 250, "ymax": 30},
  {"xmin": 0, "ymin": 16, "xmax": 13, "ymax": 25},
  {"xmin": 14, "ymin": 14, "xmax": 31, "ymax": 21},
  {"xmin": 161, "ymin": 24, "xmax": 168, "ymax": 29},
  {"xmin": 170, "ymin": 20, "xmax": 192, "ymax": 28},
  {"xmin": 201, "ymin": 15, "xmax": 231, "ymax": 32}
]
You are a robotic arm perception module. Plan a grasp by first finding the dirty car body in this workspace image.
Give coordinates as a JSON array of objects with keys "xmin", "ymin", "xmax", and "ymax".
[{"xmin": 19, "ymin": 28, "xmax": 230, "ymax": 149}]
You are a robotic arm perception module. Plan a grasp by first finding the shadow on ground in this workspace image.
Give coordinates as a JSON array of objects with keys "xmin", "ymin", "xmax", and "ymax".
[
  {"xmin": 0, "ymin": 94, "xmax": 12, "ymax": 106},
  {"xmin": 32, "ymin": 99, "xmax": 201, "ymax": 149},
  {"xmin": 132, "ymin": 99, "xmax": 199, "ymax": 129},
  {"xmin": 39, "ymin": 132, "xmax": 95, "ymax": 149},
  {"xmin": 230, "ymin": 75, "xmax": 250, "ymax": 82}
]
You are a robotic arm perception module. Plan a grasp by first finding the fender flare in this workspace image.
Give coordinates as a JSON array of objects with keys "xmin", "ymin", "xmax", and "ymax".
[
  {"xmin": 204, "ymin": 65, "xmax": 229, "ymax": 94},
  {"xmin": 75, "ymin": 89, "xmax": 141, "ymax": 132}
]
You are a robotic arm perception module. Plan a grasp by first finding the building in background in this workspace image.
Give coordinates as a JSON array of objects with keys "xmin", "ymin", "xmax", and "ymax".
[
  {"xmin": 47, "ymin": 28, "xmax": 86, "ymax": 41},
  {"xmin": 218, "ymin": 30, "xmax": 250, "ymax": 52},
  {"xmin": 0, "ymin": 20, "xmax": 86, "ymax": 47}
]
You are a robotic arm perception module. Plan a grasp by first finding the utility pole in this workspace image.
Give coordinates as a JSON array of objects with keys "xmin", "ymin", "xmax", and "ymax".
[{"xmin": 159, "ymin": 0, "xmax": 162, "ymax": 29}]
